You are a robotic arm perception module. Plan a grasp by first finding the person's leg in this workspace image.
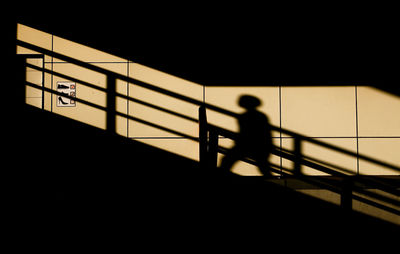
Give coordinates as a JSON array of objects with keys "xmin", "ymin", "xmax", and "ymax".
[
  {"xmin": 255, "ymin": 153, "xmax": 272, "ymax": 177},
  {"xmin": 220, "ymin": 146, "xmax": 241, "ymax": 174}
]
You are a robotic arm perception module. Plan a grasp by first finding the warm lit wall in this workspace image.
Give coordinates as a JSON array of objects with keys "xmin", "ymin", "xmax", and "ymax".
[{"xmin": 17, "ymin": 24, "xmax": 400, "ymax": 176}]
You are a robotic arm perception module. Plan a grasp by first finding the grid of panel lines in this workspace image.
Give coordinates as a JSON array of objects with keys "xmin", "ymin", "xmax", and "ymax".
[{"xmin": 17, "ymin": 23, "xmax": 400, "ymax": 176}]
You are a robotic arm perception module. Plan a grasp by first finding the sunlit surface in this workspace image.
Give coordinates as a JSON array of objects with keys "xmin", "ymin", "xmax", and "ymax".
[
  {"xmin": 281, "ymin": 86, "xmax": 357, "ymax": 137},
  {"xmin": 17, "ymin": 23, "xmax": 400, "ymax": 176},
  {"xmin": 25, "ymin": 58, "xmax": 43, "ymax": 107},
  {"xmin": 358, "ymin": 87, "xmax": 400, "ymax": 137},
  {"xmin": 281, "ymin": 138, "xmax": 358, "ymax": 176},
  {"xmin": 50, "ymin": 63, "xmax": 108, "ymax": 129},
  {"xmin": 353, "ymin": 189, "xmax": 400, "ymax": 224},
  {"xmin": 205, "ymin": 86, "xmax": 280, "ymax": 136},
  {"xmin": 52, "ymin": 35, "xmax": 127, "ymax": 63},
  {"xmin": 217, "ymin": 138, "xmax": 281, "ymax": 176},
  {"xmin": 359, "ymin": 139, "xmax": 400, "ymax": 175},
  {"xmin": 17, "ymin": 23, "xmax": 52, "ymax": 62},
  {"xmin": 357, "ymin": 87, "xmax": 400, "ymax": 175}
]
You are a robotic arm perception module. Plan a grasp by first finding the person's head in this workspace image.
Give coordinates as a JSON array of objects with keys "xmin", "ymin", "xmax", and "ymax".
[{"xmin": 238, "ymin": 95, "xmax": 261, "ymax": 110}]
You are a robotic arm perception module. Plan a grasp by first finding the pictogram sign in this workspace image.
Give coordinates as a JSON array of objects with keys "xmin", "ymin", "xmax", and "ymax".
[{"xmin": 57, "ymin": 81, "xmax": 76, "ymax": 107}]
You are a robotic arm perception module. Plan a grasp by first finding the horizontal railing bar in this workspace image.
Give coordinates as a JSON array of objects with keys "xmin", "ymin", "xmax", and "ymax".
[
  {"xmin": 352, "ymin": 194, "xmax": 400, "ymax": 216},
  {"xmin": 17, "ymin": 54, "xmax": 44, "ymax": 58},
  {"xmin": 354, "ymin": 187, "xmax": 400, "ymax": 207},
  {"xmin": 26, "ymin": 63, "xmax": 198, "ymax": 123},
  {"xmin": 17, "ymin": 40, "xmax": 207, "ymax": 108},
  {"xmin": 272, "ymin": 126, "xmax": 400, "ymax": 172},
  {"xmin": 212, "ymin": 121, "xmax": 399, "ymax": 173},
  {"xmin": 25, "ymin": 82, "xmax": 198, "ymax": 141},
  {"xmin": 18, "ymin": 40, "xmax": 400, "ymax": 177},
  {"xmin": 25, "ymin": 81, "xmax": 106, "ymax": 111},
  {"xmin": 21, "ymin": 51, "xmax": 400, "ymax": 217},
  {"xmin": 115, "ymin": 111, "xmax": 198, "ymax": 141},
  {"xmin": 26, "ymin": 62, "xmax": 108, "ymax": 93},
  {"xmin": 116, "ymin": 94, "xmax": 199, "ymax": 123},
  {"xmin": 216, "ymin": 134, "xmax": 399, "ymax": 197}
]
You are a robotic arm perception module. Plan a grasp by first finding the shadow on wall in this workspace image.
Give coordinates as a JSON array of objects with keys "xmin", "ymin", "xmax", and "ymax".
[
  {"xmin": 220, "ymin": 95, "xmax": 273, "ymax": 177},
  {"xmin": 15, "ymin": 24, "xmax": 400, "ymax": 177},
  {"xmin": 15, "ymin": 23, "xmax": 400, "ymax": 226}
]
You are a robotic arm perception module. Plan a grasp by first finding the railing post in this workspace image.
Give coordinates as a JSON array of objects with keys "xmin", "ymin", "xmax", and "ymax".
[
  {"xmin": 199, "ymin": 105, "xmax": 208, "ymax": 169},
  {"xmin": 208, "ymin": 130, "xmax": 219, "ymax": 169},
  {"xmin": 341, "ymin": 177, "xmax": 353, "ymax": 211},
  {"xmin": 16, "ymin": 55, "xmax": 27, "ymax": 108},
  {"xmin": 106, "ymin": 74, "xmax": 116, "ymax": 135},
  {"xmin": 293, "ymin": 137, "xmax": 302, "ymax": 175}
]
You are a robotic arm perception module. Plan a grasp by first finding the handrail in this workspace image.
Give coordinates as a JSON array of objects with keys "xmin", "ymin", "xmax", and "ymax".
[
  {"xmin": 199, "ymin": 111, "xmax": 400, "ymax": 213},
  {"xmin": 16, "ymin": 39, "xmax": 400, "ymax": 176},
  {"xmin": 17, "ymin": 40, "xmax": 399, "ymax": 217}
]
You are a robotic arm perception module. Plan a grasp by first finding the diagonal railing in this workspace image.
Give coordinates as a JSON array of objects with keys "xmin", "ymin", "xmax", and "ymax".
[
  {"xmin": 16, "ymin": 39, "xmax": 400, "ymax": 224},
  {"xmin": 200, "ymin": 112, "xmax": 400, "ymax": 215}
]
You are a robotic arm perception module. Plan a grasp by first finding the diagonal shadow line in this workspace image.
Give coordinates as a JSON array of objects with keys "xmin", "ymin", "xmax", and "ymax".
[
  {"xmin": 266, "ymin": 165, "xmax": 400, "ymax": 215},
  {"xmin": 117, "ymin": 94, "xmax": 198, "ymax": 123},
  {"xmin": 372, "ymin": 86, "xmax": 400, "ymax": 99},
  {"xmin": 272, "ymin": 162, "xmax": 400, "ymax": 213},
  {"xmin": 211, "ymin": 123, "xmax": 400, "ymax": 196},
  {"xmin": 17, "ymin": 40, "xmax": 238, "ymax": 118},
  {"xmin": 18, "ymin": 48, "xmax": 400, "ymax": 228},
  {"xmin": 19, "ymin": 51, "xmax": 400, "ymax": 220},
  {"xmin": 24, "ymin": 60, "xmax": 400, "ymax": 196},
  {"xmin": 26, "ymin": 62, "xmax": 199, "ymax": 124},
  {"xmin": 29, "ymin": 60, "xmax": 400, "ymax": 180},
  {"xmin": 18, "ymin": 42, "xmax": 400, "ymax": 190},
  {"xmin": 25, "ymin": 81, "xmax": 198, "ymax": 142},
  {"xmin": 212, "ymin": 122, "xmax": 400, "ymax": 175},
  {"xmin": 26, "ymin": 62, "xmax": 108, "ymax": 93},
  {"xmin": 279, "ymin": 146, "xmax": 355, "ymax": 175},
  {"xmin": 270, "ymin": 125, "xmax": 400, "ymax": 173},
  {"xmin": 22, "ymin": 49, "xmax": 400, "ymax": 180},
  {"xmin": 26, "ymin": 81, "xmax": 106, "ymax": 111},
  {"xmin": 352, "ymin": 194, "xmax": 400, "ymax": 216},
  {"xmin": 278, "ymin": 147, "xmax": 400, "ymax": 197},
  {"xmin": 354, "ymin": 188, "xmax": 400, "ymax": 208},
  {"xmin": 269, "ymin": 163, "xmax": 400, "ymax": 216},
  {"xmin": 115, "ymin": 111, "xmax": 198, "ymax": 141}
]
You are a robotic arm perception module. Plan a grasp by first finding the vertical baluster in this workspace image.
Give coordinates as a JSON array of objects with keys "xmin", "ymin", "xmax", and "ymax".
[
  {"xmin": 293, "ymin": 137, "xmax": 302, "ymax": 175},
  {"xmin": 199, "ymin": 105, "xmax": 208, "ymax": 170},
  {"xmin": 16, "ymin": 55, "xmax": 27, "ymax": 108},
  {"xmin": 208, "ymin": 129, "xmax": 219, "ymax": 169},
  {"xmin": 106, "ymin": 74, "xmax": 116, "ymax": 135},
  {"xmin": 341, "ymin": 177, "xmax": 353, "ymax": 211}
]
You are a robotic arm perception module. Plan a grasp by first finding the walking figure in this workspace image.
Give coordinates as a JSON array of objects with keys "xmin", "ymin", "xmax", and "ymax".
[{"xmin": 220, "ymin": 95, "xmax": 273, "ymax": 177}]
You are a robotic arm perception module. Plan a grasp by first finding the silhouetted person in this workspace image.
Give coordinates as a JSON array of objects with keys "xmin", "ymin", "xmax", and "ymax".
[{"xmin": 220, "ymin": 95, "xmax": 273, "ymax": 177}]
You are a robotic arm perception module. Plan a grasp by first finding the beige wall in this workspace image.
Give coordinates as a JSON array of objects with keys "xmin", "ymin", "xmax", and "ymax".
[{"xmin": 17, "ymin": 24, "xmax": 400, "ymax": 176}]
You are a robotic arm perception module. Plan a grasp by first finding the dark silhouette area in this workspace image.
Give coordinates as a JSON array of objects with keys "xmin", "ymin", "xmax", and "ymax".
[{"xmin": 220, "ymin": 95, "xmax": 273, "ymax": 177}]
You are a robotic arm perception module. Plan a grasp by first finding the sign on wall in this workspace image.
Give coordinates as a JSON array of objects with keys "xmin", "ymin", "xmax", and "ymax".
[{"xmin": 57, "ymin": 81, "xmax": 76, "ymax": 107}]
